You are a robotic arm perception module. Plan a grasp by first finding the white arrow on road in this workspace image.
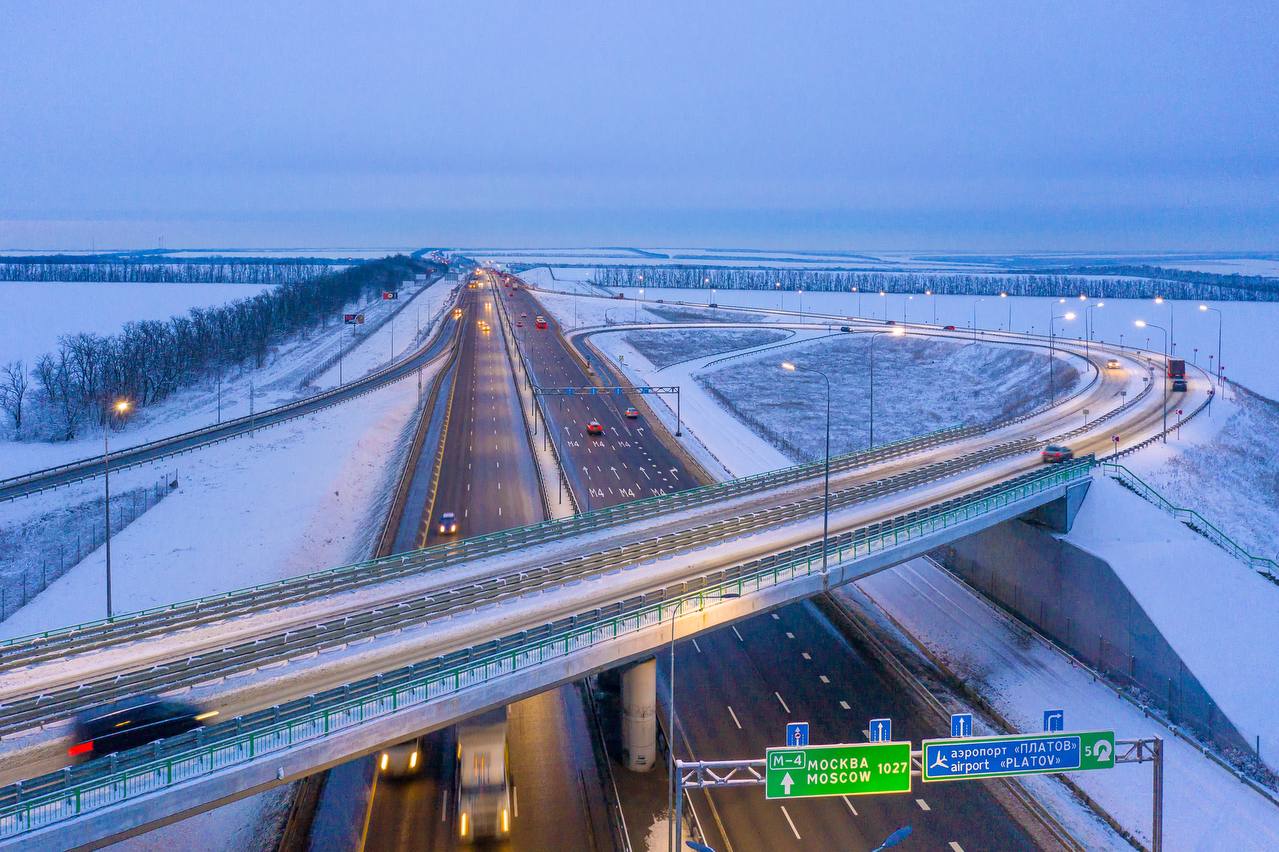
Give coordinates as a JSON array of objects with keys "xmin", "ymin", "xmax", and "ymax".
[{"xmin": 780, "ymin": 773, "xmax": 795, "ymax": 795}]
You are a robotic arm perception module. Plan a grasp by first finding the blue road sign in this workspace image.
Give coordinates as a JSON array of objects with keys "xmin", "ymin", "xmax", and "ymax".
[
  {"xmin": 786, "ymin": 722, "xmax": 810, "ymax": 747},
  {"xmin": 950, "ymin": 713, "xmax": 973, "ymax": 738},
  {"xmin": 589, "ymin": 387, "xmax": 598, "ymax": 395},
  {"xmin": 614, "ymin": 387, "xmax": 624, "ymax": 395},
  {"xmin": 639, "ymin": 387, "xmax": 651, "ymax": 394},
  {"xmin": 922, "ymin": 730, "xmax": 1115, "ymax": 782},
  {"xmin": 564, "ymin": 387, "xmax": 575, "ymax": 395},
  {"xmin": 1043, "ymin": 710, "xmax": 1065, "ymax": 733},
  {"xmin": 869, "ymin": 718, "xmax": 891, "ymax": 742}
]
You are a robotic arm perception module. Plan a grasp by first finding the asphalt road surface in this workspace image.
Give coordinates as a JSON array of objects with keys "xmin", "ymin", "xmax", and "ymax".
[
  {"xmin": 510, "ymin": 283, "xmax": 1053, "ymax": 850},
  {"xmin": 362, "ymin": 282, "xmax": 611, "ymax": 851}
]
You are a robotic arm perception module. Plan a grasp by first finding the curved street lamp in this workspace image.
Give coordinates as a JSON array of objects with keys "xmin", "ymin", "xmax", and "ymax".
[
  {"xmin": 1136, "ymin": 320, "xmax": 1169, "ymax": 443},
  {"xmin": 1048, "ymin": 311, "xmax": 1076, "ymax": 405},
  {"xmin": 104, "ymin": 398, "xmax": 132, "ymax": 618}
]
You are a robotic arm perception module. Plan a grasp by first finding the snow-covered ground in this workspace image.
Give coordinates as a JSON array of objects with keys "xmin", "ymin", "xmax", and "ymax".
[
  {"xmin": 851, "ymin": 558, "xmax": 1279, "ymax": 851},
  {"xmin": 0, "ymin": 275, "xmax": 452, "ymax": 478},
  {"xmin": 0, "ymin": 281, "xmax": 271, "ymax": 367}
]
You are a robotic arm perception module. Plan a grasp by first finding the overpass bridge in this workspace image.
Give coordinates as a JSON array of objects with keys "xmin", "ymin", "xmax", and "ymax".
[{"xmin": 0, "ymin": 288, "xmax": 1206, "ymax": 848}]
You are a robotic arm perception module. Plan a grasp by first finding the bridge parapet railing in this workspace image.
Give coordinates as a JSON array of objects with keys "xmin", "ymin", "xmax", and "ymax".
[
  {"xmin": 0, "ymin": 458, "xmax": 1092, "ymax": 841},
  {"xmin": 1102, "ymin": 462, "xmax": 1277, "ymax": 580}
]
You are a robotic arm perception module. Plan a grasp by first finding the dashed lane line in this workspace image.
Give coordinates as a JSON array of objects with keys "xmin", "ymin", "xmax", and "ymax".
[
  {"xmin": 841, "ymin": 796, "xmax": 858, "ymax": 816},
  {"xmin": 916, "ymin": 799, "xmax": 931, "ymax": 812},
  {"xmin": 726, "ymin": 706, "xmax": 742, "ymax": 730},
  {"xmin": 775, "ymin": 692, "xmax": 791, "ymax": 714},
  {"xmin": 731, "ymin": 626, "xmax": 744, "ymax": 642},
  {"xmin": 779, "ymin": 806, "xmax": 801, "ymax": 840}
]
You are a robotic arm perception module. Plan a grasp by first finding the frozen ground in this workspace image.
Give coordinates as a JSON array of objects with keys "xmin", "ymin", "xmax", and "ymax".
[
  {"xmin": 0, "ymin": 275, "xmax": 452, "ymax": 478},
  {"xmin": 697, "ymin": 334, "xmax": 1080, "ymax": 463},
  {"xmin": 0, "ymin": 281, "xmax": 271, "ymax": 367},
  {"xmin": 624, "ymin": 327, "xmax": 789, "ymax": 369},
  {"xmin": 108, "ymin": 784, "xmax": 294, "ymax": 852},
  {"xmin": 851, "ymin": 558, "xmax": 1279, "ymax": 851}
]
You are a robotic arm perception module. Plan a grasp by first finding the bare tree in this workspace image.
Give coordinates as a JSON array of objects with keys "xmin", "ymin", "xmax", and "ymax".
[{"xmin": 0, "ymin": 360, "xmax": 27, "ymax": 430}]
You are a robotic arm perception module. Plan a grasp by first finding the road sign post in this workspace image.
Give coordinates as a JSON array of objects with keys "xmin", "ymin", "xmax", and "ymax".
[
  {"xmin": 765, "ymin": 742, "xmax": 912, "ymax": 799},
  {"xmin": 922, "ymin": 730, "xmax": 1115, "ymax": 782}
]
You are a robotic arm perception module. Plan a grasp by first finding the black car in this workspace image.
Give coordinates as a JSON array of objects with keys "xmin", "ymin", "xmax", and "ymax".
[
  {"xmin": 1171, "ymin": 378, "xmax": 1188, "ymax": 392},
  {"xmin": 69, "ymin": 695, "xmax": 215, "ymax": 760},
  {"xmin": 840, "ymin": 325, "xmax": 852, "ymax": 332}
]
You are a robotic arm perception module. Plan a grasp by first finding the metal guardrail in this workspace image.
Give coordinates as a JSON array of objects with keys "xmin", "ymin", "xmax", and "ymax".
[
  {"xmin": 1102, "ymin": 462, "xmax": 1277, "ymax": 580},
  {"xmin": 0, "ymin": 459, "xmax": 1091, "ymax": 841}
]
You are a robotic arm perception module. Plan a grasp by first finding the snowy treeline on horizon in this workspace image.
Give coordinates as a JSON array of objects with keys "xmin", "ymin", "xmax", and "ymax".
[{"xmin": 591, "ymin": 265, "xmax": 1279, "ymax": 302}]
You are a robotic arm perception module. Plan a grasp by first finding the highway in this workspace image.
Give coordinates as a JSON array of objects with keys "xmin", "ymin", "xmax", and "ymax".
[
  {"xmin": 0, "ymin": 271, "xmax": 1204, "ymax": 847},
  {"xmin": 0, "ymin": 265, "xmax": 447, "ymax": 503},
  {"xmin": 504, "ymin": 282, "xmax": 1051, "ymax": 848},
  {"xmin": 362, "ymin": 278, "xmax": 611, "ymax": 851}
]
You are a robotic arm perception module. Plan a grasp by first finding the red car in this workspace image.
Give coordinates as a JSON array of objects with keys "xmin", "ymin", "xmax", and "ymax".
[
  {"xmin": 586, "ymin": 420, "xmax": 604, "ymax": 435},
  {"xmin": 943, "ymin": 325, "xmax": 957, "ymax": 331},
  {"xmin": 624, "ymin": 407, "xmax": 639, "ymax": 419},
  {"xmin": 516, "ymin": 320, "xmax": 523, "ymax": 328},
  {"xmin": 535, "ymin": 316, "xmax": 548, "ymax": 329},
  {"xmin": 1041, "ymin": 445, "xmax": 1074, "ymax": 463}
]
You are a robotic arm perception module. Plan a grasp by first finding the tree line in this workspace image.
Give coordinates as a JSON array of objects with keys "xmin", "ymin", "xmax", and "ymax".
[
  {"xmin": 590, "ymin": 266, "xmax": 1279, "ymax": 302},
  {"xmin": 0, "ymin": 256, "xmax": 439, "ymax": 441},
  {"xmin": 0, "ymin": 260, "xmax": 335, "ymax": 284}
]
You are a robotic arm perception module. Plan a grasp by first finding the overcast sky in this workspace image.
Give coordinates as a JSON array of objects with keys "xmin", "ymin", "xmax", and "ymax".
[{"xmin": 2, "ymin": 1, "xmax": 1277, "ymax": 251}]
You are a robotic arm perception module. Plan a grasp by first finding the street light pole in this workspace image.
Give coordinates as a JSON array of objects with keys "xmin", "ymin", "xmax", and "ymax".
[
  {"xmin": 781, "ymin": 362, "xmax": 831, "ymax": 571},
  {"xmin": 103, "ymin": 399, "xmax": 131, "ymax": 618},
  {"xmin": 972, "ymin": 298, "xmax": 984, "ymax": 341},
  {"xmin": 1136, "ymin": 320, "xmax": 1169, "ymax": 443},
  {"xmin": 867, "ymin": 328, "xmax": 905, "ymax": 448},
  {"xmin": 1084, "ymin": 301, "xmax": 1105, "ymax": 360},
  {"xmin": 999, "ymin": 291, "xmax": 1010, "ymax": 331},
  {"xmin": 1049, "ymin": 311, "xmax": 1077, "ymax": 406},
  {"xmin": 668, "ymin": 591, "xmax": 738, "ymax": 851},
  {"xmin": 1199, "ymin": 304, "xmax": 1223, "ymax": 384}
]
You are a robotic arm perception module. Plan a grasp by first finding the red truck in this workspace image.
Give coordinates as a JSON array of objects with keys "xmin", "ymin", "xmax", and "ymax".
[{"xmin": 1167, "ymin": 358, "xmax": 1188, "ymax": 392}]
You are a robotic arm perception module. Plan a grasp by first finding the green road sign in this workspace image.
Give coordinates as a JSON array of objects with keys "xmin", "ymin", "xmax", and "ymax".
[
  {"xmin": 922, "ymin": 730, "xmax": 1116, "ymax": 782},
  {"xmin": 765, "ymin": 742, "xmax": 912, "ymax": 799}
]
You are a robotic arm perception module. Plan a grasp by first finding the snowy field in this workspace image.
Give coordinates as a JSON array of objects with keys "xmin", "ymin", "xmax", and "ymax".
[
  {"xmin": 0, "ymin": 281, "xmax": 272, "ymax": 367},
  {"xmin": 625, "ymin": 328, "xmax": 789, "ymax": 369},
  {"xmin": 0, "ymin": 275, "xmax": 452, "ymax": 478},
  {"xmin": 696, "ymin": 334, "xmax": 1080, "ymax": 462}
]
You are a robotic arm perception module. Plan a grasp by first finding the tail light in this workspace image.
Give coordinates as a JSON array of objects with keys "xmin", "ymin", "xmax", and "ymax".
[{"xmin": 68, "ymin": 741, "xmax": 94, "ymax": 757}]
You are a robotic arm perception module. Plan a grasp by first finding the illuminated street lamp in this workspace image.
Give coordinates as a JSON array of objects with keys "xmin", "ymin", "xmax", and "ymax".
[
  {"xmin": 1198, "ymin": 304, "xmax": 1223, "ymax": 384},
  {"xmin": 104, "ymin": 398, "xmax": 132, "ymax": 618},
  {"xmin": 999, "ymin": 291, "xmax": 1010, "ymax": 330},
  {"xmin": 781, "ymin": 361, "xmax": 831, "ymax": 572},
  {"xmin": 1048, "ymin": 312, "xmax": 1076, "ymax": 405},
  {"xmin": 1084, "ymin": 301, "xmax": 1105, "ymax": 359},
  {"xmin": 868, "ymin": 326, "xmax": 906, "ymax": 447},
  {"xmin": 1136, "ymin": 320, "xmax": 1169, "ymax": 442}
]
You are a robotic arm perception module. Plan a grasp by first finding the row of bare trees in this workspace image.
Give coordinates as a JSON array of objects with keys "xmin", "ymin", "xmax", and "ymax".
[
  {"xmin": 3, "ymin": 256, "xmax": 438, "ymax": 441},
  {"xmin": 0, "ymin": 260, "xmax": 335, "ymax": 284},
  {"xmin": 590, "ymin": 266, "xmax": 1279, "ymax": 301}
]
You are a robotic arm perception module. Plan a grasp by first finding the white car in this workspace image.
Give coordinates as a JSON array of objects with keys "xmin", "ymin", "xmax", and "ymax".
[{"xmin": 379, "ymin": 738, "xmax": 423, "ymax": 777}]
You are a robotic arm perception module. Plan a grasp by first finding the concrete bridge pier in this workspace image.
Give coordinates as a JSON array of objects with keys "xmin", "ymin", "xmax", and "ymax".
[
  {"xmin": 1024, "ymin": 477, "xmax": 1091, "ymax": 533},
  {"xmin": 621, "ymin": 657, "xmax": 657, "ymax": 772}
]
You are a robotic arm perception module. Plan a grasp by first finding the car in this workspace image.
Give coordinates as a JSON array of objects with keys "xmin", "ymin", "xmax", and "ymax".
[
  {"xmin": 1106, "ymin": 358, "xmax": 1121, "ymax": 369},
  {"xmin": 586, "ymin": 420, "xmax": 604, "ymax": 435},
  {"xmin": 624, "ymin": 406, "xmax": 639, "ymax": 418},
  {"xmin": 1172, "ymin": 378, "xmax": 1188, "ymax": 392},
  {"xmin": 708, "ymin": 302, "xmax": 719, "ymax": 308},
  {"xmin": 535, "ymin": 316, "xmax": 548, "ymax": 329},
  {"xmin": 516, "ymin": 320, "xmax": 523, "ymax": 328},
  {"xmin": 521, "ymin": 313, "xmax": 528, "ymax": 318},
  {"xmin": 885, "ymin": 319, "xmax": 897, "ymax": 325},
  {"xmin": 438, "ymin": 511, "xmax": 458, "ymax": 535},
  {"xmin": 943, "ymin": 325, "xmax": 957, "ymax": 331},
  {"xmin": 69, "ymin": 695, "xmax": 217, "ymax": 761},
  {"xmin": 379, "ymin": 737, "xmax": 424, "ymax": 777},
  {"xmin": 1041, "ymin": 445, "xmax": 1074, "ymax": 463}
]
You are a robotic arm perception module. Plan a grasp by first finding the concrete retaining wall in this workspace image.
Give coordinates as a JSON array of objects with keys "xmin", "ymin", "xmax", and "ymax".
[{"xmin": 935, "ymin": 518, "xmax": 1251, "ymax": 756}]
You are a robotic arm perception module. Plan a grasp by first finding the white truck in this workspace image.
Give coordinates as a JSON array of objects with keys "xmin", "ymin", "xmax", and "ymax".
[{"xmin": 456, "ymin": 708, "xmax": 512, "ymax": 842}]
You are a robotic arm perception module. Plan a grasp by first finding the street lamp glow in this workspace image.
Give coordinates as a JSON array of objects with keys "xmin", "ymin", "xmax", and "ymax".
[
  {"xmin": 1000, "ymin": 291, "xmax": 1007, "ymax": 298},
  {"xmin": 781, "ymin": 361, "xmax": 796, "ymax": 371},
  {"xmin": 113, "ymin": 399, "xmax": 131, "ymax": 414},
  {"xmin": 1063, "ymin": 311, "xmax": 1076, "ymax": 321},
  {"xmin": 890, "ymin": 325, "xmax": 905, "ymax": 336},
  {"xmin": 1155, "ymin": 296, "xmax": 1164, "ymax": 305},
  {"xmin": 1199, "ymin": 303, "xmax": 1208, "ymax": 311},
  {"xmin": 1135, "ymin": 319, "xmax": 1148, "ymax": 328},
  {"xmin": 1079, "ymin": 294, "xmax": 1088, "ymax": 301}
]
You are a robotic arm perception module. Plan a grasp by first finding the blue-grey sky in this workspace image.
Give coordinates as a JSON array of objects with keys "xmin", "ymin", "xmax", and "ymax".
[{"xmin": 2, "ymin": 1, "xmax": 1277, "ymax": 251}]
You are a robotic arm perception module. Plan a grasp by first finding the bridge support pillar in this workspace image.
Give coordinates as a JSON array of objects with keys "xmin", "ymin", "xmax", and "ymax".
[
  {"xmin": 1024, "ymin": 478, "xmax": 1092, "ymax": 533},
  {"xmin": 621, "ymin": 657, "xmax": 657, "ymax": 772}
]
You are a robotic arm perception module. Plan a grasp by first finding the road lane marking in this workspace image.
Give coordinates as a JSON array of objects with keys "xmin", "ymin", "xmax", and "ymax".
[
  {"xmin": 862, "ymin": 728, "xmax": 871, "ymax": 739},
  {"xmin": 771, "ymin": 613, "xmax": 780, "ymax": 620},
  {"xmin": 841, "ymin": 796, "xmax": 858, "ymax": 816},
  {"xmin": 731, "ymin": 626, "xmax": 744, "ymax": 642},
  {"xmin": 819, "ymin": 675, "xmax": 829, "ymax": 684},
  {"xmin": 801, "ymin": 652, "xmax": 811, "ymax": 660},
  {"xmin": 780, "ymin": 805, "xmax": 801, "ymax": 840},
  {"xmin": 441, "ymin": 790, "xmax": 448, "ymax": 822},
  {"xmin": 775, "ymin": 692, "xmax": 791, "ymax": 714},
  {"xmin": 785, "ymin": 632, "xmax": 795, "ymax": 639},
  {"xmin": 727, "ymin": 706, "xmax": 742, "ymax": 729},
  {"xmin": 948, "ymin": 844, "xmax": 964, "ymax": 852},
  {"xmin": 916, "ymin": 799, "xmax": 931, "ymax": 812},
  {"xmin": 692, "ymin": 639, "xmax": 702, "ymax": 654}
]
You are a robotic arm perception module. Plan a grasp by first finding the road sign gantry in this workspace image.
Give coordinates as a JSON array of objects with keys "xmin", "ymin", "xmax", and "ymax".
[{"xmin": 922, "ymin": 730, "xmax": 1116, "ymax": 782}]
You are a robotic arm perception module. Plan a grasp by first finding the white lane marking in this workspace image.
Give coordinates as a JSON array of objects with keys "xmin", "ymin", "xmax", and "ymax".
[
  {"xmin": 731, "ymin": 626, "xmax": 744, "ymax": 642},
  {"xmin": 916, "ymin": 798, "xmax": 931, "ymax": 812},
  {"xmin": 498, "ymin": 506, "xmax": 502, "ymax": 516},
  {"xmin": 775, "ymin": 692, "xmax": 791, "ymax": 714},
  {"xmin": 801, "ymin": 652, "xmax": 811, "ymax": 660},
  {"xmin": 948, "ymin": 843, "xmax": 964, "ymax": 852},
  {"xmin": 862, "ymin": 728, "xmax": 871, "ymax": 739},
  {"xmin": 780, "ymin": 805, "xmax": 801, "ymax": 840},
  {"xmin": 727, "ymin": 706, "xmax": 742, "ymax": 729},
  {"xmin": 785, "ymin": 632, "xmax": 795, "ymax": 639},
  {"xmin": 771, "ymin": 613, "xmax": 779, "ymax": 620},
  {"xmin": 691, "ymin": 639, "xmax": 702, "ymax": 654},
  {"xmin": 842, "ymin": 795, "xmax": 858, "ymax": 816},
  {"xmin": 819, "ymin": 675, "xmax": 830, "ymax": 684},
  {"xmin": 514, "ymin": 784, "xmax": 519, "ymax": 818}
]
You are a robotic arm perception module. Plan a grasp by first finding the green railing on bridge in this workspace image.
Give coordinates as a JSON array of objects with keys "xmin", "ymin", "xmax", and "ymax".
[
  {"xmin": 0, "ymin": 459, "xmax": 1092, "ymax": 841},
  {"xmin": 1102, "ymin": 462, "xmax": 1277, "ymax": 580}
]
